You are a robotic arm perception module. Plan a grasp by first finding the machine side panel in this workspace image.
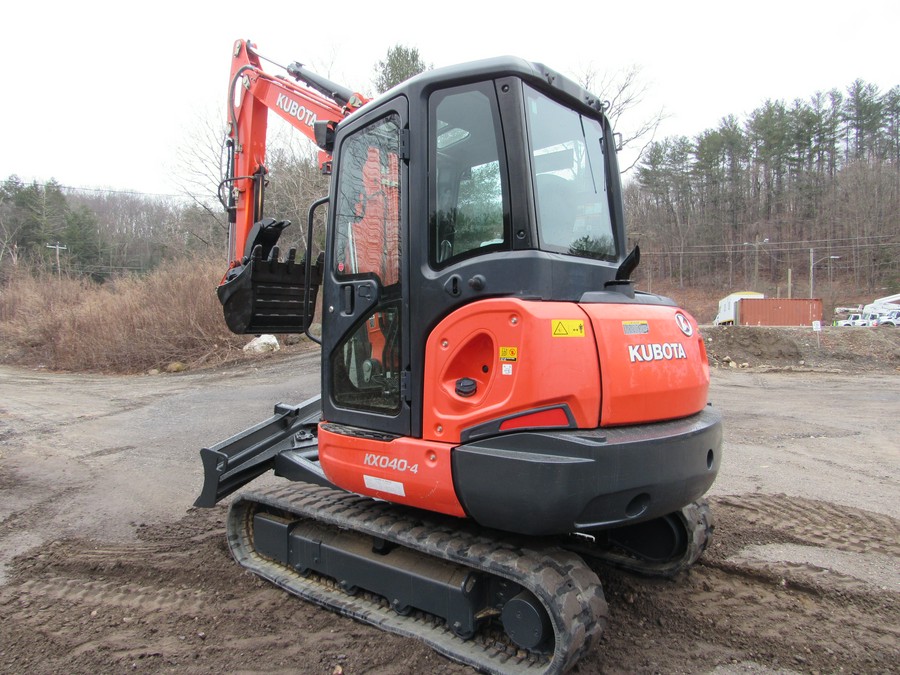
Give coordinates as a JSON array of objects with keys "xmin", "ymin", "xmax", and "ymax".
[
  {"xmin": 421, "ymin": 299, "xmax": 601, "ymax": 443},
  {"xmin": 582, "ymin": 304, "xmax": 710, "ymax": 426},
  {"xmin": 317, "ymin": 424, "xmax": 466, "ymax": 517}
]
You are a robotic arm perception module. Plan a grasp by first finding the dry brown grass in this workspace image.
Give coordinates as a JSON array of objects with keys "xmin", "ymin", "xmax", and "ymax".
[
  {"xmin": 1, "ymin": 255, "xmax": 877, "ymax": 375},
  {"xmin": 0, "ymin": 256, "xmax": 250, "ymax": 373}
]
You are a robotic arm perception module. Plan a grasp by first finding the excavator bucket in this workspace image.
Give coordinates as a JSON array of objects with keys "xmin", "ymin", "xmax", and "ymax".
[{"xmin": 218, "ymin": 246, "xmax": 324, "ymax": 334}]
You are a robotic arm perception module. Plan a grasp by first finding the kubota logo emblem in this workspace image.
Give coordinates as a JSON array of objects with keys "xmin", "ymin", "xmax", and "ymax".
[
  {"xmin": 275, "ymin": 93, "xmax": 317, "ymax": 127},
  {"xmin": 629, "ymin": 343, "xmax": 687, "ymax": 362},
  {"xmin": 675, "ymin": 313, "xmax": 693, "ymax": 337}
]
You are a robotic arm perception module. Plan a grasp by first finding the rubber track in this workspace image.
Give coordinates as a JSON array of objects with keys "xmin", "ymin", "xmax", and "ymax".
[
  {"xmin": 572, "ymin": 499, "xmax": 714, "ymax": 578},
  {"xmin": 227, "ymin": 484, "xmax": 608, "ymax": 675}
]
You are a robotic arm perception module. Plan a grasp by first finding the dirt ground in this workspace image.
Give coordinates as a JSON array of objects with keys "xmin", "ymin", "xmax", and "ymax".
[{"xmin": 0, "ymin": 328, "xmax": 898, "ymax": 674}]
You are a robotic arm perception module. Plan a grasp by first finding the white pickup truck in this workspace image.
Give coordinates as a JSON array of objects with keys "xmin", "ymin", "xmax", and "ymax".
[
  {"xmin": 836, "ymin": 313, "xmax": 880, "ymax": 327},
  {"xmin": 878, "ymin": 310, "xmax": 900, "ymax": 327}
]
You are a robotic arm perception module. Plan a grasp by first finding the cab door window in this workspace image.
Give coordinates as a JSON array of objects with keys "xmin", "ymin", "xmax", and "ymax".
[
  {"xmin": 333, "ymin": 116, "xmax": 401, "ymax": 286},
  {"xmin": 330, "ymin": 114, "xmax": 403, "ymax": 414}
]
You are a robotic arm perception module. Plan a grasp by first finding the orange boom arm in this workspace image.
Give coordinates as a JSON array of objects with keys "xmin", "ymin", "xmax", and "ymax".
[{"xmin": 223, "ymin": 39, "xmax": 368, "ymax": 272}]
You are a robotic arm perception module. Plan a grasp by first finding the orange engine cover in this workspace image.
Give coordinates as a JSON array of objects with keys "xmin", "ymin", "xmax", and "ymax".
[
  {"xmin": 422, "ymin": 299, "xmax": 602, "ymax": 443},
  {"xmin": 422, "ymin": 298, "xmax": 710, "ymax": 441},
  {"xmin": 581, "ymin": 302, "xmax": 709, "ymax": 425}
]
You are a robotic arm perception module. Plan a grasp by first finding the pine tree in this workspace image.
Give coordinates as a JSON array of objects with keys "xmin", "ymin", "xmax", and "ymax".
[{"xmin": 373, "ymin": 45, "xmax": 429, "ymax": 94}]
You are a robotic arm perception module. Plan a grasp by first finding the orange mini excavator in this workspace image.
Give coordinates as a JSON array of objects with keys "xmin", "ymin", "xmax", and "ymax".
[{"xmin": 196, "ymin": 39, "xmax": 722, "ymax": 674}]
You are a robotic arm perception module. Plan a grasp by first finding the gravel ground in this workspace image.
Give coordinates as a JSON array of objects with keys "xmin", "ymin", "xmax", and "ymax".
[{"xmin": 0, "ymin": 329, "xmax": 898, "ymax": 674}]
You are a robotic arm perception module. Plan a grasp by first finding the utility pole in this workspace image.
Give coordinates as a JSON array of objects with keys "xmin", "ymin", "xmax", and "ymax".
[
  {"xmin": 743, "ymin": 237, "xmax": 768, "ymax": 289},
  {"xmin": 809, "ymin": 248, "xmax": 814, "ymax": 299},
  {"xmin": 810, "ymin": 248, "xmax": 841, "ymax": 299},
  {"xmin": 46, "ymin": 242, "xmax": 67, "ymax": 278}
]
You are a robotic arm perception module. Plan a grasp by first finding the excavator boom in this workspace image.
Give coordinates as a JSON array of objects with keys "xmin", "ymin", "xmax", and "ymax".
[
  {"xmin": 217, "ymin": 40, "xmax": 368, "ymax": 334},
  {"xmin": 224, "ymin": 39, "xmax": 367, "ymax": 264}
]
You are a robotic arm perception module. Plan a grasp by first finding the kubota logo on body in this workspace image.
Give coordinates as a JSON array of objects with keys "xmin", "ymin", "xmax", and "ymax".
[
  {"xmin": 675, "ymin": 312, "xmax": 694, "ymax": 337},
  {"xmin": 275, "ymin": 93, "xmax": 317, "ymax": 127},
  {"xmin": 629, "ymin": 342, "xmax": 687, "ymax": 363}
]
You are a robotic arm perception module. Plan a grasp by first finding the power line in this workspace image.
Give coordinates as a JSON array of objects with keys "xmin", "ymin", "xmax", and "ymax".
[
  {"xmin": 58, "ymin": 184, "xmax": 186, "ymax": 199},
  {"xmin": 633, "ymin": 233, "xmax": 897, "ymax": 251},
  {"xmin": 641, "ymin": 240, "xmax": 899, "ymax": 256}
]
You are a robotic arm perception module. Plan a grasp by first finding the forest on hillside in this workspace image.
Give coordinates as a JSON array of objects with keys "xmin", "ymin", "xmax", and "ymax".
[
  {"xmin": 1, "ymin": 74, "xmax": 897, "ymax": 300},
  {"xmin": 628, "ymin": 78, "xmax": 899, "ymax": 298}
]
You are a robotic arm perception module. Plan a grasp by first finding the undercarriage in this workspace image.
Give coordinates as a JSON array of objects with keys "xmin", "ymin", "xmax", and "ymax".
[
  {"xmin": 196, "ymin": 397, "xmax": 717, "ymax": 672},
  {"xmin": 226, "ymin": 484, "xmax": 712, "ymax": 674}
]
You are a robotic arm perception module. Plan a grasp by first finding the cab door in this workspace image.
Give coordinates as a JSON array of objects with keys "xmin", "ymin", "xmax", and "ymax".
[{"xmin": 322, "ymin": 102, "xmax": 409, "ymax": 436}]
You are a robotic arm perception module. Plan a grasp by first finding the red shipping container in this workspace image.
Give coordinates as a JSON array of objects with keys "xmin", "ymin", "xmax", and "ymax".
[{"xmin": 735, "ymin": 299, "xmax": 823, "ymax": 326}]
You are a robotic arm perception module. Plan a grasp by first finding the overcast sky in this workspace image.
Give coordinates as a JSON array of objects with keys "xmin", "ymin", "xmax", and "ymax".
[{"xmin": 2, "ymin": 0, "xmax": 897, "ymax": 197}]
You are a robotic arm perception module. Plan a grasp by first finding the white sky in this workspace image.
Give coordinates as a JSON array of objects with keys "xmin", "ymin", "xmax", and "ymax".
[{"xmin": 2, "ymin": 0, "xmax": 897, "ymax": 197}]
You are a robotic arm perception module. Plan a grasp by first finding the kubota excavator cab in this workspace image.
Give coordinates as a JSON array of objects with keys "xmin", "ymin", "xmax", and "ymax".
[
  {"xmin": 199, "ymin": 50, "xmax": 721, "ymax": 674},
  {"xmin": 305, "ymin": 58, "xmax": 719, "ymax": 535},
  {"xmin": 319, "ymin": 59, "xmax": 626, "ymax": 438}
]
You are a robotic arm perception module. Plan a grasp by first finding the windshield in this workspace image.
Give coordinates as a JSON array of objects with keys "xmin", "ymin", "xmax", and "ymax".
[{"xmin": 524, "ymin": 85, "xmax": 616, "ymax": 260}]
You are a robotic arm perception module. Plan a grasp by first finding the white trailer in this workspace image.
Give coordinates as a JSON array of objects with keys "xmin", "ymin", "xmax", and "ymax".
[{"xmin": 713, "ymin": 292, "xmax": 764, "ymax": 325}]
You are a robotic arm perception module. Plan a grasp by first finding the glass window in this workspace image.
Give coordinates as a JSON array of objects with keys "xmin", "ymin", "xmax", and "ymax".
[
  {"xmin": 331, "ymin": 114, "xmax": 403, "ymax": 415},
  {"xmin": 525, "ymin": 85, "xmax": 616, "ymax": 260},
  {"xmin": 429, "ymin": 83, "xmax": 509, "ymax": 267},
  {"xmin": 331, "ymin": 304, "xmax": 401, "ymax": 414},
  {"xmin": 333, "ymin": 115, "xmax": 401, "ymax": 287}
]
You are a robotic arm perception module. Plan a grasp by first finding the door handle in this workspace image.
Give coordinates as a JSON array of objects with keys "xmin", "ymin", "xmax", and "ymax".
[{"xmin": 342, "ymin": 285, "xmax": 354, "ymax": 314}]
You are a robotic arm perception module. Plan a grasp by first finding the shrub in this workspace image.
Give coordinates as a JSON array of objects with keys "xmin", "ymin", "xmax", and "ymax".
[{"xmin": 0, "ymin": 255, "xmax": 249, "ymax": 373}]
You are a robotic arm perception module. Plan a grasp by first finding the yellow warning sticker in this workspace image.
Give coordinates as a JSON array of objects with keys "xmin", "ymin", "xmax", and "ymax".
[
  {"xmin": 499, "ymin": 346, "xmax": 518, "ymax": 361},
  {"xmin": 551, "ymin": 320, "xmax": 585, "ymax": 337}
]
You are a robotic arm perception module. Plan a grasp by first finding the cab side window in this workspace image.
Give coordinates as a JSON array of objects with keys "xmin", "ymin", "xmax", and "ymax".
[
  {"xmin": 525, "ymin": 85, "xmax": 616, "ymax": 260},
  {"xmin": 429, "ymin": 82, "xmax": 510, "ymax": 267}
]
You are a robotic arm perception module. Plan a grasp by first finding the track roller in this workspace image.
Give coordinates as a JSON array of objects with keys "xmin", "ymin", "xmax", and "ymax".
[{"xmin": 567, "ymin": 499, "xmax": 714, "ymax": 578}]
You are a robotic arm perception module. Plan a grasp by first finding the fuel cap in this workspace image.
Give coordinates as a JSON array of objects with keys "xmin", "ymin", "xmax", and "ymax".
[{"xmin": 455, "ymin": 377, "xmax": 477, "ymax": 397}]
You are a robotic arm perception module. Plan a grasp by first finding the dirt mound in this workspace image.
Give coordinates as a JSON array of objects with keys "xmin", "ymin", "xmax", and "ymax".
[{"xmin": 702, "ymin": 325, "xmax": 900, "ymax": 371}]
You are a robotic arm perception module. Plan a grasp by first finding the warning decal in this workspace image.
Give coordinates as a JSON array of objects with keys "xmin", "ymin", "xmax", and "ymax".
[
  {"xmin": 551, "ymin": 320, "xmax": 585, "ymax": 337},
  {"xmin": 499, "ymin": 346, "xmax": 518, "ymax": 361}
]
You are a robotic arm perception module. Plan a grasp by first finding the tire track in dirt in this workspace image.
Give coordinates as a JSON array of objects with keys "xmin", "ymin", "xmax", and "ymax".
[
  {"xmin": 587, "ymin": 494, "xmax": 900, "ymax": 673},
  {"xmin": 9, "ymin": 577, "xmax": 211, "ymax": 616},
  {"xmin": 715, "ymin": 493, "xmax": 900, "ymax": 557},
  {"xmin": 0, "ymin": 495, "xmax": 897, "ymax": 674},
  {"xmin": 0, "ymin": 507, "xmax": 462, "ymax": 674}
]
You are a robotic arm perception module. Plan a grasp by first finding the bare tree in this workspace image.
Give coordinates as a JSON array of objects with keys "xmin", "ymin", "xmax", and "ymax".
[
  {"xmin": 576, "ymin": 63, "xmax": 667, "ymax": 172},
  {"xmin": 264, "ymin": 126, "xmax": 330, "ymax": 255},
  {"xmin": 172, "ymin": 106, "xmax": 230, "ymax": 233},
  {"xmin": 0, "ymin": 198, "xmax": 22, "ymax": 271}
]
